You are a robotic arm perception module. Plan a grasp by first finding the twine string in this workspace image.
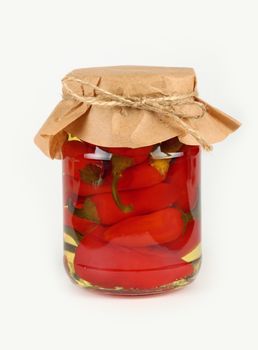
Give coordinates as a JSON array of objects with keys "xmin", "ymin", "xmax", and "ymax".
[{"xmin": 62, "ymin": 76, "xmax": 212, "ymax": 151}]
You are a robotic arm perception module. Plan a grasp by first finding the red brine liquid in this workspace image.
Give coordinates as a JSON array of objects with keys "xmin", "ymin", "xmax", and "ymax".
[{"xmin": 62, "ymin": 136, "xmax": 201, "ymax": 295}]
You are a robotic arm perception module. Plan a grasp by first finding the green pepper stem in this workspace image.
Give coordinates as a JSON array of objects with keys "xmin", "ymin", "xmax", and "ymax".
[
  {"xmin": 182, "ymin": 211, "xmax": 193, "ymax": 225},
  {"xmin": 112, "ymin": 175, "xmax": 133, "ymax": 213},
  {"xmin": 67, "ymin": 197, "xmax": 100, "ymax": 223}
]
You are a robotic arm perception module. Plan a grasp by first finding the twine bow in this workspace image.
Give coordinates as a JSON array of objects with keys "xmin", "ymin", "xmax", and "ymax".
[{"xmin": 62, "ymin": 76, "xmax": 212, "ymax": 151}]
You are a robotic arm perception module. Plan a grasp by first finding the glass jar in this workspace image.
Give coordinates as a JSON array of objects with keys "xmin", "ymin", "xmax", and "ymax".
[{"xmin": 62, "ymin": 134, "xmax": 201, "ymax": 295}]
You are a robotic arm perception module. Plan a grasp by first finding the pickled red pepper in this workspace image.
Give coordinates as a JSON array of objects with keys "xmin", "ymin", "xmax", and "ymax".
[
  {"xmin": 103, "ymin": 208, "xmax": 184, "ymax": 247},
  {"xmin": 110, "ymin": 145, "xmax": 153, "ymax": 212},
  {"xmin": 69, "ymin": 182, "xmax": 179, "ymax": 225},
  {"xmin": 74, "ymin": 234, "xmax": 194, "ymax": 289},
  {"xmin": 63, "ymin": 157, "xmax": 169, "ymax": 197},
  {"xmin": 163, "ymin": 219, "xmax": 200, "ymax": 258}
]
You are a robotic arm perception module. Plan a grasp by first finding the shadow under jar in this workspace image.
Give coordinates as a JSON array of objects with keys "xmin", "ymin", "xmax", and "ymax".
[{"xmin": 62, "ymin": 135, "xmax": 201, "ymax": 295}]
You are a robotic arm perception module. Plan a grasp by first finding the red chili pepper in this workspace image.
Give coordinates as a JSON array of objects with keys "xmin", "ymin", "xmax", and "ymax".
[
  {"xmin": 117, "ymin": 158, "xmax": 170, "ymax": 190},
  {"xmin": 110, "ymin": 155, "xmax": 135, "ymax": 212},
  {"xmin": 163, "ymin": 219, "xmax": 201, "ymax": 259},
  {"xmin": 103, "ymin": 208, "xmax": 184, "ymax": 247},
  {"xmin": 63, "ymin": 157, "xmax": 169, "ymax": 199},
  {"xmin": 102, "ymin": 147, "xmax": 154, "ymax": 209},
  {"xmin": 106, "ymin": 146, "xmax": 153, "ymax": 212},
  {"xmin": 74, "ymin": 235, "xmax": 194, "ymax": 289},
  {"xmin": 70, "ymin": 182, "xmax": 179, "ymax": 225}
]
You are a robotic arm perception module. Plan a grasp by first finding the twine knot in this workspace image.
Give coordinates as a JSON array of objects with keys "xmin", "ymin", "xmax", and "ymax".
[{"xmin": 62, "ymin": 76, "xmax": 212, "ymax": 151}]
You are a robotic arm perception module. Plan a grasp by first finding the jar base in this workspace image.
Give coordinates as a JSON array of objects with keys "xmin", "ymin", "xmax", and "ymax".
[{"xmin": 64, "ymin": 256, "xmax": 201, "ymax": 296}]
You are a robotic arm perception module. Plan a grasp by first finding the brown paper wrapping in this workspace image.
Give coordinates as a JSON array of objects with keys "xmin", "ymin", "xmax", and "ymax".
[{"xmin": 34, "ymin": 66, "xmax": 241, "ymax": 158}]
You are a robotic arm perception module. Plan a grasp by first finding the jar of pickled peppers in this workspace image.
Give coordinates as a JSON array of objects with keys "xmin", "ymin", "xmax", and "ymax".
[{"xmin": 35, "ymin": 66, "xmax": 240, "ymax": 295}]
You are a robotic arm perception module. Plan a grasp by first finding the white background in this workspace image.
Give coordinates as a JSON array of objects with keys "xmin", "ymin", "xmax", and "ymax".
[{"xmin": 0, "ymin": 1, "xmax": 257, "ymax": 349}]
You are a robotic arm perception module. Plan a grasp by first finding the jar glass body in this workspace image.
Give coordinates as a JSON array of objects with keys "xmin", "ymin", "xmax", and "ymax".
[{"xmin": 62, "ymin": 137, "xmax": 201, "ymax": 295}]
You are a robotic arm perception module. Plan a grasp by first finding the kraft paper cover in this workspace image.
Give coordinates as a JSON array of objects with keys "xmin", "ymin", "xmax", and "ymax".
[{"xmin": 34, "ymin": 66, "xmax": 240, "ymax": 158}]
